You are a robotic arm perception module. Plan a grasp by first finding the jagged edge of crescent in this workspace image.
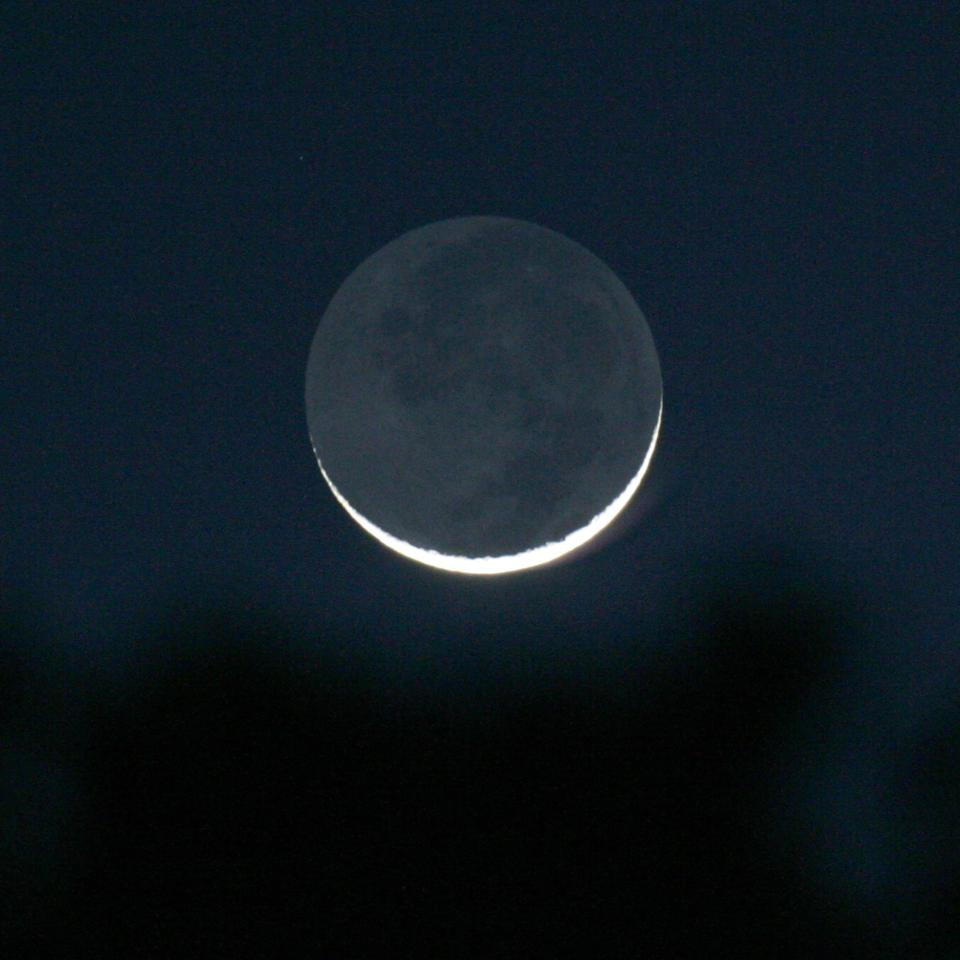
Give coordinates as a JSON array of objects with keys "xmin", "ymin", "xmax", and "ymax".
[{"xmin": 314, "ymin": 396, "xmax": 662, "ymax": 575}]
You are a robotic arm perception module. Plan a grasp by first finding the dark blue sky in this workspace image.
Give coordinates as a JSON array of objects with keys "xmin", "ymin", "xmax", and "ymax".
[{"xmin": 3, "ymin": 1, "xmax": 957, "ymax": 913}]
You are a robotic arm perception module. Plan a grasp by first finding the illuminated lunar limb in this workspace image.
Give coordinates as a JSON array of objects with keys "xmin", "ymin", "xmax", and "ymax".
[{"xmin": 313, "ymin": 396, "xmax": 661, "ymax": 574}]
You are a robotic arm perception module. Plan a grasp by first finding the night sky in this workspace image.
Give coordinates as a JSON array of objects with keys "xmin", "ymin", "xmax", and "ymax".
[{"xmin": 3, "ymin": 3, "xmax": 958, "ymax": 954}]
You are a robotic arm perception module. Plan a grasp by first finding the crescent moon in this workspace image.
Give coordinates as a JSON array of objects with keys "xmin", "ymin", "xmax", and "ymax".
[{"xmin": 305, "ymin": 216, "xmax": 662, "ymax": 575}]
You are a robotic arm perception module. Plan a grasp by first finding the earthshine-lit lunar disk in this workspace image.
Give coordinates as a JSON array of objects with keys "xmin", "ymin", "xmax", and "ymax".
[{"xmin": 305, "ymin": 216, "xmax": 662, "ymax": 574}]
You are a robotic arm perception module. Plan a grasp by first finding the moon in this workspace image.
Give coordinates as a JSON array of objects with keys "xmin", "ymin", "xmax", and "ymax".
[{"xmin": 305, "ymin": 216, "xmax": 662, "ymax": 575}]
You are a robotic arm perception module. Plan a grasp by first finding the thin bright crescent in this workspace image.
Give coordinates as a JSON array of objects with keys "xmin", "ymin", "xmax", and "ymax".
[{"xmin": 314, "ymin": 396, "xmax": 662, "ymax": 575}]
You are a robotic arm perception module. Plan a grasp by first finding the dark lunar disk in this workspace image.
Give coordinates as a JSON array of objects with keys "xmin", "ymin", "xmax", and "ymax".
[{"xmin": 305, "ymin": 216, "xmax": 662, "ymax": 572}]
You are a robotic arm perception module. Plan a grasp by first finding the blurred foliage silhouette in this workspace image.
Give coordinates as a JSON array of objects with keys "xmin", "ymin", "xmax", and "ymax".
[{"xmin": 0, "ymin": 560, "xmax": 955, "ymax": 957}]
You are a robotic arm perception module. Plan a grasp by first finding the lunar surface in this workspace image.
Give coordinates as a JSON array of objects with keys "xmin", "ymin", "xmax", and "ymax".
[{"xmin": 305, "ymin": 216, "xmax": 662, "ymax": 574}]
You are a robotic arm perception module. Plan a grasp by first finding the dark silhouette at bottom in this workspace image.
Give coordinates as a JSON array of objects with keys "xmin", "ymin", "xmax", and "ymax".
[{"xmin": 0, "ymin": 562, "xmax": 953, "ymax": 957}]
